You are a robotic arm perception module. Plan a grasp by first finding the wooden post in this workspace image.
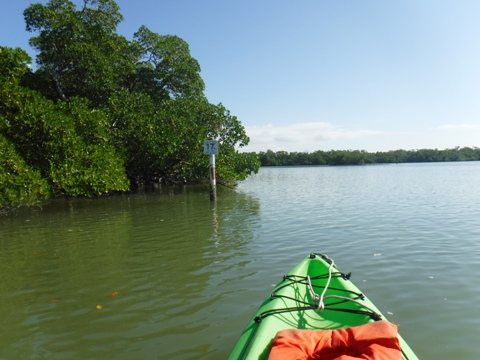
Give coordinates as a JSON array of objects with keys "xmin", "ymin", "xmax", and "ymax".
[
  {"xmin": 204, "ymin": 139, "xmax": 219, "ymax": 201},
  {"xmin": 209, "ymin": 153, "xmax": 216, "ymax": 201}
]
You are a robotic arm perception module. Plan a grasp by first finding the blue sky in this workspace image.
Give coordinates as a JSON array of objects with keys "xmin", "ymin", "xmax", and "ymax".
[{"xmin": 2, "ymin": 1, "xmax": 480, "ymax": 152}]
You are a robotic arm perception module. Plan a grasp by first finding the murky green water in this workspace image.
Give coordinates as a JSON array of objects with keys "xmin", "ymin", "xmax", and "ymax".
[{"xmin": 1, "ymin": 162, "xmax": 480, "ymax": 359}]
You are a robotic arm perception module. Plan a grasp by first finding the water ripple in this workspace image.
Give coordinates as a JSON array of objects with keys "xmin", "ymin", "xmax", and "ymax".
[{"xmin": 1, "ymin": 163, "xmax": 480, "ymax": 359}]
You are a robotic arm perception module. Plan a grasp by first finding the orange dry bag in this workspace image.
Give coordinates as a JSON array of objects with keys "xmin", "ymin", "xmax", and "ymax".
[{"xmin": 267, "ymin": 321, "xmax": 401, "ymax": 360}]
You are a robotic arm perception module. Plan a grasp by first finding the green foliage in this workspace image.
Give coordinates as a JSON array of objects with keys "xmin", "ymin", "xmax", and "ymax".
[
  {"xmin": 201, "ymin": 103, "xmax": 260, "ymax": 181},
  {"xmin": 0, "ymin": 134, "xmax": 51, "ymax": 210},
  {"xmin": 21, "ymin": 0, "xmax": 257, "ymax": 186},
  {"xmin": 132, "ymin": 25, "xmax": 205, "ymax": 102},
  {"xmin": 1, "ymin": 47, "xmax": 129, "ymax": 198},
  {"xmin": 2, "ymin": 0, "xmax": 258, "ymax": 209},
  {"xmin": 1, "ymin": 86, "xmax": 130, "ymax": 196},
  {"xmin": 24, "ymin": 0, "xmax": 132, "ymax": 106},
  {"xmin": 108, "ymin": 93, "xmax": 259, "ymax": 186},
  {"xmin": 218, "ymin": 150, "xmax": 260, "ymax": 182},
  {"xmin": 258, "ymin": 148, "xmax": 480, "ymax": 166},
  {"xmin": 23, "ymin": 1, "xmax": 204, "ymax": 107},
  {"xmin": 47, "ymin": 98, "xmax": 130, "ymax": 195},
  {"xmin": 0, "ymin": 47, "xmax": 32, "ymax": 85},
  {"xmin": 154, "ymin": 99, "xmax": 259, "ymax": 183}
]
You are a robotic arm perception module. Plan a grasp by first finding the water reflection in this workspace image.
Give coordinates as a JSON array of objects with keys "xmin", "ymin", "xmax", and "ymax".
[
  {"xmin": 3, "ymin": 163, "xmax": 480, "ymax": 360},
  {"xmin": 0, "ymin": 186, "xmax": 260, "ymax": 359}
]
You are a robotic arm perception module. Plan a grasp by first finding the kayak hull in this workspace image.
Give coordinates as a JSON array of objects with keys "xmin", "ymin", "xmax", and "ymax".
[{"xmin": 228, "ymin": 253, "xmax": 419, "ymax": 360}]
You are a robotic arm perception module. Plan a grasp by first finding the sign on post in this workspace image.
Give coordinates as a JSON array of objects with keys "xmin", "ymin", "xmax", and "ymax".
[
  {"xmin": 204, "ymin": 139, "xmax": 219, "ymax": 201},
  {"xmin": 203, "ymin": 140, "xmax": 219, "ymax": 155}
]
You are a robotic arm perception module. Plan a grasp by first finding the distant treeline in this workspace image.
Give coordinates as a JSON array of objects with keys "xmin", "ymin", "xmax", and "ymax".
[{"xmin": 257, "ymin": 147, "xmax": 480, "ymax": 166}]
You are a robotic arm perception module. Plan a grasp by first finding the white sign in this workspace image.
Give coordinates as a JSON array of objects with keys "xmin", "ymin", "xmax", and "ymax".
[{"xmin": 203, "ymin": 140, "xmax": 219, "ymax": 155}]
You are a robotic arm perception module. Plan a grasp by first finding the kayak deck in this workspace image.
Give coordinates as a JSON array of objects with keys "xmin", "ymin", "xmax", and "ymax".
[{"xmin": 228, "ymin": 253, "xmax": 419, "ymax": 360}]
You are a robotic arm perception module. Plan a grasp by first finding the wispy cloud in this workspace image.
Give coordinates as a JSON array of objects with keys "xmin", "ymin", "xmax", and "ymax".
[
  {"xmin": 244, "ymin": 122, "xmax": 383, "ymax": 152},
  {"xmin": 242, "ymin": 121, "xmax": 480, "ymax": 153},
  {"xmin": 437, "ymin": 123, "xmax": 480, "ymax": 130}
]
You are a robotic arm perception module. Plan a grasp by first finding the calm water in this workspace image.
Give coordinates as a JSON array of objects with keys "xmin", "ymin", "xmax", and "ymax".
[{"xmin": 1, "ymin": 162, "xmax": 480, "ymax": 359}]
